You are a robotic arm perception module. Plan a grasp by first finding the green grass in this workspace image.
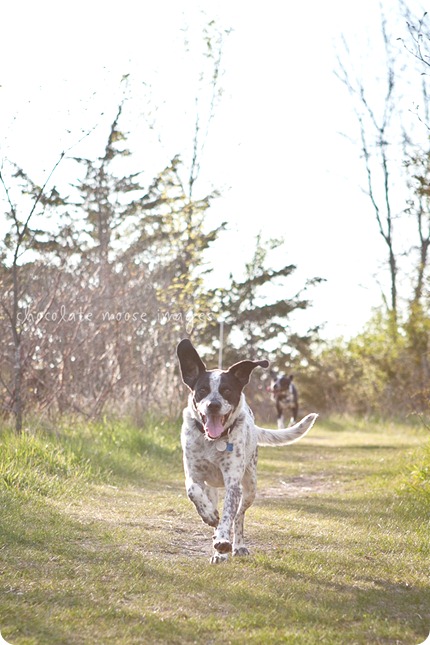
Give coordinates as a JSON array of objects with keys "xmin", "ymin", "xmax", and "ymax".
[{"xmin": 0, "ymin": 414, "xmax": 429, "ymax": 644}]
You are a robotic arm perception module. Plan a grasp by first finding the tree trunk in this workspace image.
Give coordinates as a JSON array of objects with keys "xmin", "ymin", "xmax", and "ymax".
[{"xmin": 13, "ymin": 343, "xmax": 23, "ymax": 433}]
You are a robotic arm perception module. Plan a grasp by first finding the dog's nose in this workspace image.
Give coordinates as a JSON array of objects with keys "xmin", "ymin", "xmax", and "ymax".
[{"xmin": 207, "ymin": 400, "xmax": 222, "ymax": 414}]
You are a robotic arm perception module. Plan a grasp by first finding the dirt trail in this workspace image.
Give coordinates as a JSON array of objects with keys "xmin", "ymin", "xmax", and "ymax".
[{"xmin": 257, "ymin": 474, "xmax": 337, "ymax": 498}]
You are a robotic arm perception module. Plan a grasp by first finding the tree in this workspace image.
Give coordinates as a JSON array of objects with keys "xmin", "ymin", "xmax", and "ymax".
[
  {"xmin": 337, "ymin": 7, "xmax": 430, "ymax": 338},
  {"xmin": 404, "ymin": 149, "xmax": 430, "ymax": 303},
  {"xmin": 207, "ymin": 235, "xmax": 323, "ymax": 384},
  {"xmin": 0, "ymin": 155, "xmax": 65, "ymax": 431},
  {"xmin": 337, "ymin": 14, "xmax": 402, "ymax": 335},
  {"xmin": 0, "ymin": 96, "xmax": 229, "ymax": 422}
]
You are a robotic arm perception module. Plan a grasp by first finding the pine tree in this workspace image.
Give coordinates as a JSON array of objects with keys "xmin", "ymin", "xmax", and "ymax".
[{"xmin": 216, "ymin": 235, "xmax": 323, "ymax": 366}]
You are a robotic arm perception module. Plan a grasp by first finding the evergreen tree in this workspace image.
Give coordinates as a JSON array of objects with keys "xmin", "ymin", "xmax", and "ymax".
[{"xmin": 215, "ymin": 235, "xmax": 323, "ymax": 366}]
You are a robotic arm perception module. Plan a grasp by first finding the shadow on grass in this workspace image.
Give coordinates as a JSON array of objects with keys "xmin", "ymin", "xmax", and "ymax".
[
  {"xmin": 0, "ymin": 489, "xmax": 169, "ymax": 643},
  {"xmin": 1, "ymin": 485, "xmax": 429, "ymax": 644},
  {"xmin": 254, "ymin": 485, "xmax": 429, "ymax": 532},
  {"xmin": 247, "ymin": 553, "xmax": 429, "ymax": 640}
]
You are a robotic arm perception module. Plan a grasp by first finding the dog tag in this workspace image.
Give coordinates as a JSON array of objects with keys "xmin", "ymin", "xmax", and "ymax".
[{"xmin": 216, "ymin": 441, "xmax": 234, "ymax": 452}]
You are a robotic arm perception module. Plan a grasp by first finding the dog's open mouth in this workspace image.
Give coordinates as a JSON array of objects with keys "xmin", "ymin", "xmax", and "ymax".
[{"xmin": 202, "ymin": 413, "xmax": 230, "ymax": 439}]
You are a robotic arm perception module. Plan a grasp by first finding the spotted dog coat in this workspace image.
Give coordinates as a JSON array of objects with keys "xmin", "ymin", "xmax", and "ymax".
[
  {"xmin": 269, "ymin": 373, "xmax": 299, "ymax": 428},
  {"xmin": 177, "ymin": 339, "xmax": 318, "ymax": 564}
]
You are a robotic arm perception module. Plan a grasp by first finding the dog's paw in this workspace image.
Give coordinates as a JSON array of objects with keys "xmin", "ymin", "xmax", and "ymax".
[
  {"xmin": 233, "ymin": 547, "xmax": 250, "ymax": 557},
  {"xmin": 203, "ymin": 510, "xmax": 219, "ymax": 528},
  {"xmin": 213, "ymin": 538, "xmax": 232, "ymax": 554},
  {"xmin": 210, "ymin": 552, "xmax": 229, "ymax": 565}
]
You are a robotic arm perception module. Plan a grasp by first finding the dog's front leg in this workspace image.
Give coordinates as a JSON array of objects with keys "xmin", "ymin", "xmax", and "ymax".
[
  {"xmin": 185, "ymin": 477, "xmax": 219, "ymax": 528},
  {"xmin": 233, "ymin": 461, "xmax": 257, "ymax": 556},
  {"xmin": 212, "ymin": 482, "xmax": 242, "ymax": 556},
  {"xmin": 276, "ymin": 400, "xmax": 285, "ymax": 429}
]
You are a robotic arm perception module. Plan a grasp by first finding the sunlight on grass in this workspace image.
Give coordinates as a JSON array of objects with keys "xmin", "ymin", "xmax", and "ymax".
[
  {"xmin": 0, "ymin": 415, "xmax": 183, "ymax": 498},
  {"xmin": 407, "ymin": 441, "xmax": 430, "ymax": 504},
  {"xmin": 0, "ymin": 415, "xmax": 429, "ymax": 644},
  {"xmin": 0, "ymin": 430, "xmax": 93, "ymax": 496}
]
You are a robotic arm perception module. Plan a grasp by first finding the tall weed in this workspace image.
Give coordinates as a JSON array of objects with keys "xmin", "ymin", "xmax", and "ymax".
[
  {"xmin": 0, "ymin": 415, "xmax": 182, "ymax": 498},
  {"xmin": 0, "ymin": 430, "xmax": 93, "ymax": 496},
  {"xmin": 407, "ymin": 441, "xmax": 430, "ymax": 503}
]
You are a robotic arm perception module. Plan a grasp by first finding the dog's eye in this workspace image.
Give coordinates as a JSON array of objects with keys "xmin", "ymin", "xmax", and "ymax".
[
  {"xmin": 198, "ymin": 387, "xmax": 209, "ymax": 397},
  {"xmin": 221, "ymin": 387, "xmax": 231, "ymax": 397}
]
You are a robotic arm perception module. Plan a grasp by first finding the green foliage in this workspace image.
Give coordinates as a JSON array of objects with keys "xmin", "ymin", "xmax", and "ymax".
[{"xmin": 307, "ymin": 307, "xmax": 430, "ymax": 416}]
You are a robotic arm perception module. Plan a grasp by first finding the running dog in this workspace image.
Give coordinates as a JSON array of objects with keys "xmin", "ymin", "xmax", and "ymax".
[
  {"xmin": 269, "ymin": 372, "xmax": 299, "ymax": 428},
  {"xmin": 176, "ymin": 339, "xmax": 317, "ymax": 563}
]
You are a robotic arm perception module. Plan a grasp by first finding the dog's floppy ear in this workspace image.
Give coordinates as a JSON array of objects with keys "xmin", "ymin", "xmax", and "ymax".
[
  {"xmin": 228, "ymin": 359, "xmax": 269, "ymax": 388},
  {"xmin": 177, "ymin": 339, "xmax": 207, "ymax": 390}
]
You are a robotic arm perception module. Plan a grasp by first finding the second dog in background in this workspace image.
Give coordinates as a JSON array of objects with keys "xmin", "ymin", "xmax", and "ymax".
[{"xmin": 269, "ymin": 372, "xmax": 299, "ymax": 428}]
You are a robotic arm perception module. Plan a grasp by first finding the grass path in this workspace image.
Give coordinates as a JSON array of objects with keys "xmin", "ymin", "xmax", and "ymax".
[{"xmin": 1, "ymin": 417, "xmax": 429, "ymax": 644}]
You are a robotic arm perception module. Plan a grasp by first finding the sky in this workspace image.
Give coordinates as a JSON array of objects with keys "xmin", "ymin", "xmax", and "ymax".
[{"xmin": 0, "ymin": 0, "xmax": 427, "ymax": 340}]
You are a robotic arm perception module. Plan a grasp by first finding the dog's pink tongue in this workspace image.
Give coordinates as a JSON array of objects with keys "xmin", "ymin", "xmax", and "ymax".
[{"xmin": 205, "ymin": 415, "xmax": 224, "ymax": 439}]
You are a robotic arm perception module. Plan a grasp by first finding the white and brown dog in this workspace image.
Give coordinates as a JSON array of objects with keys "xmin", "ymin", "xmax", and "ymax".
[{"xmin": 177, "ymin": 339, "xmax": 318, "ymax": 564}]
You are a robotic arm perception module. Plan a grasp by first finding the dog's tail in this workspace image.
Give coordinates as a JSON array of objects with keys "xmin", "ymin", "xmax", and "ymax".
[{"xmin": 256, "ymin": 413, "xmax": 318, "ymax": 447}]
